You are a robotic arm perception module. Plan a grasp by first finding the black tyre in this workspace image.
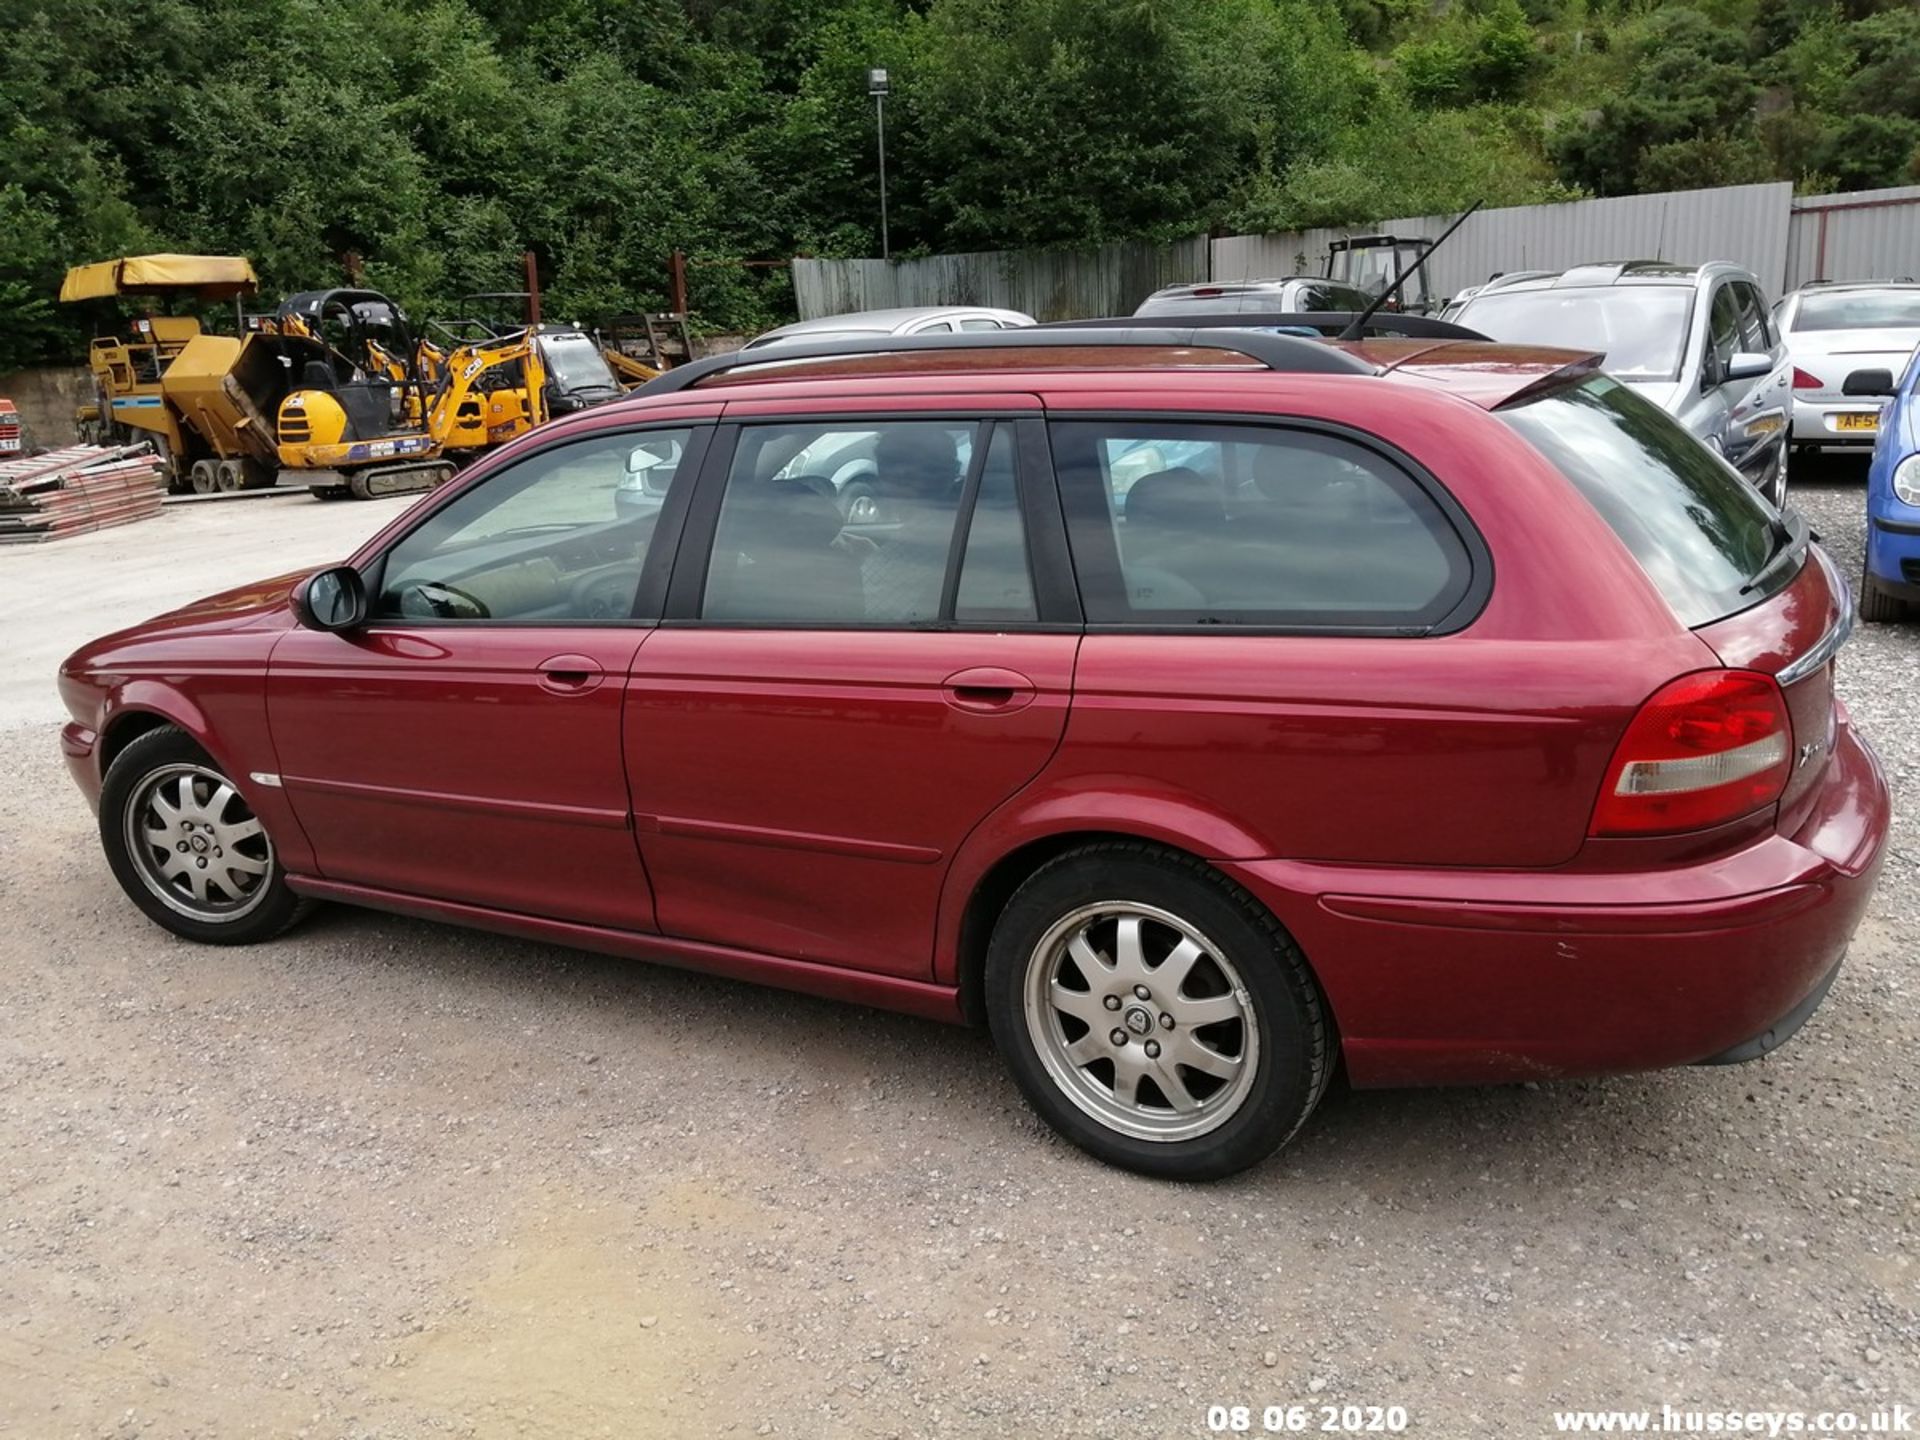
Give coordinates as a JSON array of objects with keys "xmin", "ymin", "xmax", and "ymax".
[
  {"xmin": 99, "ymin": 726, "xmax": 314, "ymax": 945},
  {"xmin": 1860, "ymin": 570, "xmax": 1910, "ymax": 623},
  {"xmin": 1859, "ymin": 538, "xmax": 1910, "ymax": 623},
  {"xmin": 984, "ymin": 841, "xmax": 1331, "ymax": 1180},
  {"xmin": 838, "ymin": 479, "xmax": 879, "ymax": 524}
]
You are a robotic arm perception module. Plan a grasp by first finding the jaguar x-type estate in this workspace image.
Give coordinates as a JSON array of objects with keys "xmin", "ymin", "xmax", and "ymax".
[{"xmin": 60, "ymin": 329, "xmax": 1888, "ymax": 1179}]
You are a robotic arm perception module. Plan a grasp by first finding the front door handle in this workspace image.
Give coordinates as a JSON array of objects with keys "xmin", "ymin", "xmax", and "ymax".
[
  {"xmin": 943, "ymin": 665, "xmax": 1036, "ymax": 714},
  {"xmin": 538, "ymin": 653, "xmax": 605, "ymax": 695}
]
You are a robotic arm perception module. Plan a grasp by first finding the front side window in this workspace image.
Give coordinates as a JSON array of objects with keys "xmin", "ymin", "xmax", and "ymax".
[
  {"xmin": 701, "ymin": 420, "xmax": 1033, "ymax": 625},
  {"xmin": 1707, "ymin": 284, "xmax": 1742, "ymax": 375},
  {"xmin": 1052, "ymin": 421, "xmax": 1473, "ymax": 628},
  {"xmin": 959, "ymin": 318, "xmax": 1003, "ymax": 332},
  {"xmin": 1733, "ymin": 282, "xmax": 1773, "ymax": 353},
  {"xmin": 376, "ymin": 427, "xmax": 697, "ymax": 622}
]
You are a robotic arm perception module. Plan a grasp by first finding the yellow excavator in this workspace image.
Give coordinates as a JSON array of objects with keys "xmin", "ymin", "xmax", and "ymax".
[
  {"xmin": 224, "ymin": 288, "xmax": 557, "ymax": 499},
  {"xmin": 60, "ymin": 254, "xmax": 275, "ymax": 493}
]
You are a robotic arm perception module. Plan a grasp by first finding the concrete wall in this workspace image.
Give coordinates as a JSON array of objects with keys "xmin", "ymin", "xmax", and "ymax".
[{"xmin": 0, "ymin": 366, "xmax": 91, "ymax": 451}]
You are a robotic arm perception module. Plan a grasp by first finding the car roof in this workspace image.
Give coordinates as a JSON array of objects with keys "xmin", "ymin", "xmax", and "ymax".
[
  {"xmin": 754, "ymin": 306, "xmax": 1031, "ymax": 337},
  {"xmin": 615, "ymin": 330, "xmax": 1599, "ymax": 414},
  {"xmin": 1786, "ymin": 280, "xmax": 1920, "ymax": 296},
  {"xmin": 1470, "ymin": 260, "xmax": 1743, "ymax": 296},
  {"xmin": 1143, "ymin": 279, "xmax": 1328, "ymax": 298}
]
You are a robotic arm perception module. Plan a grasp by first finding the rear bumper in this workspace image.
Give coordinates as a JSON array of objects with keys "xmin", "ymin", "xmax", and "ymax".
[
  {"xmin": 1791, "ymin": 402, "xmax": 1882, "ymax": 446},
  {"xmin": 1223, "ymin": 714, "xmax": 1889, "ymax": 1088}
]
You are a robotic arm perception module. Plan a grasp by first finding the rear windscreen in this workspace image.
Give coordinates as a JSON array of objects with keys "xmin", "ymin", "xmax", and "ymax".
[{"xmin": 1498, "ymin": 375, "xmax": 1787, "ymax": 627}]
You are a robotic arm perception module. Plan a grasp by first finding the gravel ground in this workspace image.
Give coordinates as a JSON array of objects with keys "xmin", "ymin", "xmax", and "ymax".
[{"xmin": 0, "ymin": 462, "xmax": 1913, "ymax": 1439}]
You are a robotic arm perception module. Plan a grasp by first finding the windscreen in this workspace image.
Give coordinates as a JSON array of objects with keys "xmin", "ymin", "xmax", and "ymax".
[
  {"xmin": 540, "ymin": 334, "xmax": 617, "ymax": 390},
  {"xmin": 1456, "ymin": 286, "xmax": 1693, "ymax": 380},
  {"xmin": 1499, "ymin": 375, "xmax": 1788, "ymax": 627},
  {"xmin": 1792, "ymin": 289, "xmax": 1920, "ymax": 331}
]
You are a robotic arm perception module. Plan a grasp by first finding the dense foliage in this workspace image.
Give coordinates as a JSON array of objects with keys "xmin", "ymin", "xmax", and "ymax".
[{"xmin": 1, "ymin": 0, "xmax": 1914, "ymax": 368}]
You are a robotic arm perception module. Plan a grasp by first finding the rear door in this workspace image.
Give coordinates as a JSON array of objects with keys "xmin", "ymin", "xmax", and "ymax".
[
  {"xmin": 624, "ymin": 401, "xmax": 1082, "ymax": 977},
  {"xmin": 1046, "ymin": 415, "xmax": 1605, "ymax": 868}
]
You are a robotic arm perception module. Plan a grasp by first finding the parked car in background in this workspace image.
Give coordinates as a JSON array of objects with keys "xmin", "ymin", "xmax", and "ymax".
[
  {"xmin": 1449, "ymin": 261, "xmax": 1794, "ymax": 505},
  {"xmin": 744, "ymin": 306, "xmax": 1034, "ymax": 351},
  {"xmin": 1854, "ymin": 347, "xmax": 1920, "ymax": 621},
  {"xmin": 60, "ymin": 328, "xmax": 1885, "ymax": 1181},
  {"xmin": 1134, "ymin": 278, "xmax": 1374, "ymax": 317},
  {"xmin": 1440, "ymin": 270, "xmax": 1555, "ymax": 318},
  {"xmin": 1775, "ymin": 282, "xmax": 1920, "ymax": 463}
]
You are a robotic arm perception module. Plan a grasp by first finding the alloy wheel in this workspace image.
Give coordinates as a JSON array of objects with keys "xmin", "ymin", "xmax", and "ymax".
[
  {"xmin": 1022, "ymin": 901, "xmax": 1260, "ymax": 1143},
  {"xmin": 122, "ymin": 763, "xmax": 274, "ymax": 921}
]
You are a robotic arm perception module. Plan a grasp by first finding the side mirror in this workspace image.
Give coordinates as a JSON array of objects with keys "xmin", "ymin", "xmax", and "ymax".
[
  {"xmin": 1724, "ymin": 352, "xmax": 1774, "ymax": 383},
  {"xmin": 295, "ymin": 565, "xmax": 368, "ymax": 632},
  {"xmin": 1843, "ymin": 367, "xmax": 1895, "ymax": 398}
]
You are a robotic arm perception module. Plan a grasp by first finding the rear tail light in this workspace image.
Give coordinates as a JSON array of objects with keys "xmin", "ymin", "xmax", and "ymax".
[
  {"xmin": 1590, "ymin": 670, "xmax": 1792, "ymax": 836},
  {"xmin": 1791, "ymin": 367, "xmax": 1823, "ymax": 390}
]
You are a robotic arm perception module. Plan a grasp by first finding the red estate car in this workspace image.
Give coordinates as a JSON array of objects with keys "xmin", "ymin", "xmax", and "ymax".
[{"xmin": 59, "ymin": 330, "xmax": 1889, "ymax": 1180}]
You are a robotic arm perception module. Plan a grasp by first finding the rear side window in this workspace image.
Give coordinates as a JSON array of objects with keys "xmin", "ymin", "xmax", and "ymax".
[
  {"xmin": 1051, "ymin": 420, "xmax": 1475, "ymax": 629},
  {"xmin": 699, "ymin": 419, "xmax": 1033, "ymax": 626},
  {"xmin": 1499, "ymin": 375, "xmax": 1784, "ymax": 627}
]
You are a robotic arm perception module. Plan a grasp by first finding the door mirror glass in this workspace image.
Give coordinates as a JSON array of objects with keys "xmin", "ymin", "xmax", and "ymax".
[
  {"xmin": 1724, "ymin": 352, "xmax": 1773, "ymax": 383},
  {"xmin": 298, "ymin": 565, "xmax": 368, "ymax": 632},
  {"xmin": 1843, "ymin": 367, "xmax": 1895, "ymax": 398}
]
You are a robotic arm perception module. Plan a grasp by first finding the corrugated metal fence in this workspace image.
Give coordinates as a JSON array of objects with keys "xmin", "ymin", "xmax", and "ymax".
[
  {"xmin": 791, "ymin": 236, "xmax": 1209, "ymax": 322},
  {"xmin": 792, "ymin": 182, "xmax": 1920, "ymax": 320}
]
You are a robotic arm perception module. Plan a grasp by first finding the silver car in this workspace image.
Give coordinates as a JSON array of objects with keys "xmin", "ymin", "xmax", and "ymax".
[
  {"xmin": 1775, "ymin": 282, "xmax": 1920, "ymax": 460},
  {"xmin": 745, "ymin": 305, "xmax": 1034, "ymax": 351},
  {"xmin": 1449, "ymin": 261, "xmax": 1793, "ymax": 505},
  {"xmin": 1134, "ymin": 278, "xmax": 1373, "ymax": 317}
]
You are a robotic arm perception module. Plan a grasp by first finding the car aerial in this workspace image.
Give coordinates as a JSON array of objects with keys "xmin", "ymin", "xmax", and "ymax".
[
  {"xmin": 743, "ymin": 305, "xmax": 1035, "ymax": 351},
  {"xmin": 1854, "ymin": 345, "xmax": 1920, "ymax": 622},
  {"xmin": 1773, "ymin": 281, "xmax": 1920, "ymax": 463},
  {"xmin": 1134, "ymin": 278, "xmax": 1374, "ymax": 317},
  {"xmin": 59, "ymin": 328, "xmax": 1887, "ymax": 1181},
  {"xmin": 1449, "ymin": 261, "xmax": 1794, "ymax": 505}
]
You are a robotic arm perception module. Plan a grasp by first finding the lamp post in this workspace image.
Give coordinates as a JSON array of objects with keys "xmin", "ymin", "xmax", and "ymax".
[{"xmin": 868, "ymin": 67, "xmax": 890, "ymax": 261}]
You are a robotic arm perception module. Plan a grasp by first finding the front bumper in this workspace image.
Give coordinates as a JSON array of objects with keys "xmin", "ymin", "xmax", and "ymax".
[
  {"xmin": 1223, "ymin": 712, "xmax": 1889, "ymax": 1088},
  {"xmin": 1866, "ymin": 514, "xmax": 1920, "ymax": 599},
  {"xmin": 61, "ymin": 722, "xmax": 101, "ymax": 813}
]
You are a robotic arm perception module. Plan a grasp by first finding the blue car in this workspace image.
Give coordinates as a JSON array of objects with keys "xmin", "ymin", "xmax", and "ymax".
[{"xmin": 1862, "ymin": 347, "xmax": 1920, "ymax": 621}]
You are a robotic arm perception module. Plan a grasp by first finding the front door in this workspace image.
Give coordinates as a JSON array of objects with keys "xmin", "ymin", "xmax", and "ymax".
[
  {"xmin": 268, "ymin": 423, "xmax": 706, "ymax": 930},
  {"xmin": 626, "ymin": 414, "xmax": 1080, "ymax": 977}
]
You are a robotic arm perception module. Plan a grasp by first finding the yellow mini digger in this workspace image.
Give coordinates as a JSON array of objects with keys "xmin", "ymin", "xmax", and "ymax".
[{"xmin": 225, "ymin": 289, "xmax": 557, "ymax": 499}]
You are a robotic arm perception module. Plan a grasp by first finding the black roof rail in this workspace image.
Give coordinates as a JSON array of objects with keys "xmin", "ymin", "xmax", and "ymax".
[
  {"xmin": 627, "ymin": 325, "xmax": 1374, "ymax": 399},
  {"xmin": 1037, "ymin": 311, "xmax": 1491, "ymax": 342}
]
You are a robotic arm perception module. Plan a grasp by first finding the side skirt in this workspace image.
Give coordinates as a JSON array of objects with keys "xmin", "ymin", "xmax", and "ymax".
[{"xmin": 285, "ymin": 875, "xmax": 968, "ymax": 1025}]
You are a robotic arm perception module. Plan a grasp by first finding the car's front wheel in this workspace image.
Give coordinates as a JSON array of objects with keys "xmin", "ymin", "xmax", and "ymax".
[
  {"xmin": 99, "ymin": 726, "xmax": 314, "ymax": 945},
  {"xmin": 985, "ymin": 842, "xmax": 1332, "ymax": 1180}
]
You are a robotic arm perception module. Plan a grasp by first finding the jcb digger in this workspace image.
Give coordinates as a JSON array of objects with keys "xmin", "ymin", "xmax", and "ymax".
[{"xmin": 226, "ymin": 289, "xmax": 555, "ymax": 498}]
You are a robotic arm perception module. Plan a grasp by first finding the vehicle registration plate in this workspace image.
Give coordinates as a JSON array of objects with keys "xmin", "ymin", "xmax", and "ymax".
[{"xmin": 1836, "ymin": 413, "xmax": 1878, "ymax": 432}]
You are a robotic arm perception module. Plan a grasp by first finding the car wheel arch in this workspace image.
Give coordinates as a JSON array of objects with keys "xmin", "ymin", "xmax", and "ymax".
[{"xmin": 940, "ymin": 799, "xmax": 1320, "ymax": 1022}]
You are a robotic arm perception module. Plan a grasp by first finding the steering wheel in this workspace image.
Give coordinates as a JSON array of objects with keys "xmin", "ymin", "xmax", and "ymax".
[
  {"xmin": 400, "ymin": 581, "xmax": 490, "ymax": 620},
  {"xmin": 571, "ymin": 570, "xmax": 639, "ymax": 619}
]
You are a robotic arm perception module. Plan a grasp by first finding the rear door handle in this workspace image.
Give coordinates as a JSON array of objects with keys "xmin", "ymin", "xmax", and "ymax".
[
  {"xmin": 943, "ymin": 665, "xmax": 1036, "ymax": 714},
  {"xmin": 538, "ymin": 653, "xmax": 605, "ymax": 695}
]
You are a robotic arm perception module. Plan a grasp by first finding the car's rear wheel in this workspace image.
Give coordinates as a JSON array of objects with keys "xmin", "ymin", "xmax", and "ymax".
[
  {"xmin": 99, "ymin": 726, "xmax": 314, "ymax": 945},
  {"xmin": 985, "ymin": 842, "xmax": 1331, "ymax": 1180}
]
